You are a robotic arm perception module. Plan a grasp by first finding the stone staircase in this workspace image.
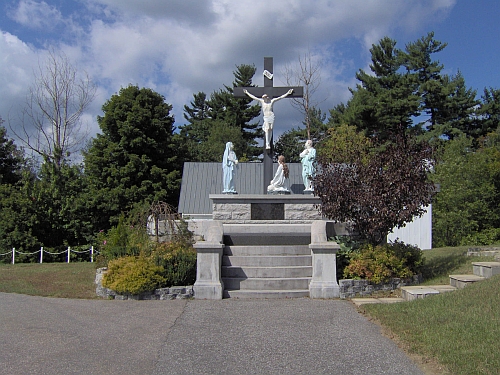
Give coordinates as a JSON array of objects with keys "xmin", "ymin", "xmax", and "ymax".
[
  {"xmin": 352, "ymin": 261, "xmax": 500, "ymax": 305},
  {"xmin": 401, "ymin": 261, "xmax": 500, "ymax": 301},
  {"xmin": 221, "ymin": 223, "xmax": 312, "ymax": 299}
]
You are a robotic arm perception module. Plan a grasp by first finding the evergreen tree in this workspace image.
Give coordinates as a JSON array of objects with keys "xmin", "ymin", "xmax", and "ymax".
[
  {"xmin": 26, "ymin": 159, "xmax": 93, "ymax": 248},
  {"xmin": 180, "ymin": 64, "xmax": 262, "ymax": 161},
  {"xmin": 431, "ymin": 133, "xmax": 500, "ymax": 246},
  {"xmin": 180, "ymin": 92, "xmax": 210, "ymax": 161},
  {"xmin": 476, "ymin": 87, "xmax": 500, "ymax": 140},
  {"xmin": 352, "ymin": 36, "xmax": 420, "ymax": 140},
  {"xmin": 274, "ymin": 107, "xmax": 327, "ymax": 162},
  {"xmin": 0, "ymin": 182, "xmax": 39, "ymax": 255},
  {"xmin": 403, "ymin": 32, "xmax": 448, "ymax": 134},
  {"xmin": 0, "ymin": 120, "xmax": 24, "ymax": 185},
  {"xmin": 329, "ymin": 33, "xmax": 479, "ymax": 143},
  {"xmin": 84, "ymin": 85, "xmax": 183, "ymax": 229}
]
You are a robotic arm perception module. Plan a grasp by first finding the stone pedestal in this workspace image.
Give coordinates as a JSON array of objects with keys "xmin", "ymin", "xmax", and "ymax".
[
  {"xmin": 210, "ymin": 194, "xmax": 321, "ymax": 222},
  {"xmin": 309, "ymin": 221, "xmax": 340, "ymax": 298},
  {"xmin": 193, "ymin": 222, "xmax": 225, "ymax": 299}
]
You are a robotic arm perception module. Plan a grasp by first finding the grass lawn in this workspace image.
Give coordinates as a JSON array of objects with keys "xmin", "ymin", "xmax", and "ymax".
[
  {"xmin": 363, "ymin": 275, "xmax": 500, "ymax": 375},
  {"xmin": 362, "ymin": 246, "xmax": 500, "ymax": 375},
  {"xmin": 0, "ymin": 262, "xmax": 98, "ymax": 299},
  {"xmin": 420, "ymin": 246, "xmax": 496, "ymax": 284}
]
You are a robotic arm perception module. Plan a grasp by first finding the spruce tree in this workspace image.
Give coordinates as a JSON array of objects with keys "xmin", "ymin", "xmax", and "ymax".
[
  {"xmin": 84, "ymin": 85, "xmax": 183, "ymax": 228},
  {"xmin": 181, "ymin": 64, "xmax": 262, "ymax": 161}
]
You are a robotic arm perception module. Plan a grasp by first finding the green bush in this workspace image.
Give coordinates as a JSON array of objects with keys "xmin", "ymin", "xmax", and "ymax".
[
  {"xmin": 95, "ymin": 215, "xmax": 150, "ymax": 262},
  {"xmin": 460, "ymin": 228, "xmax": 500, "ymax": 246},
  {"xmin": 101, "ymin": 239, "xmax": 197, "ymax": 295},
  {"xmin": 343, "ymin": 241, "xmax": 423, "ymax": 284},
  {"xmin": 102, "ymin": 256, "xmax": 166, "ymax": 295},
  {"xmin": 151, "ymin": 241, "xmax": 197, "ymax": 286},
  {"xmin": 331, "ymin": 235, "xmax": 362, "ymax": 277}
]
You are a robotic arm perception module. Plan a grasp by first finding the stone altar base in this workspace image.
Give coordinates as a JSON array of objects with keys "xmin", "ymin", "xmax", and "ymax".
[
  {"xmin": 192, "ymin": 195, "xmax": 344, "ymax": 299},
  {"xmin": 210, "ymin": 194, "xmax": 322, "ymax": 222}
]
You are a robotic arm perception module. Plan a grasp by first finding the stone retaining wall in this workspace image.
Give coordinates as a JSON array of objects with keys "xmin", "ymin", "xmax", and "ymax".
[
  {"xmin": 339, "ymin": 275, "xmax": 422, "ymax": 299},
  {"xmin": 95, "ymin": 267, "xmax": 193, "ymax": 300},
  {"xmin": 467, "ymin": 247, "xmax": 500, "ymax": 260}
]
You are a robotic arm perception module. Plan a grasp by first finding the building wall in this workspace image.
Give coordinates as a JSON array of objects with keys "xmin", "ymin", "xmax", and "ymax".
[{"xmin": 387, "ymin": 205, "xmax": 432, "ymax": 250}]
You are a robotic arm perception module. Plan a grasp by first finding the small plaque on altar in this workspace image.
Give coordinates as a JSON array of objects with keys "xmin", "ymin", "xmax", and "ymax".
[{"xmin": 251, "ymin": 203, "xmax": 284, "ymax": 220}]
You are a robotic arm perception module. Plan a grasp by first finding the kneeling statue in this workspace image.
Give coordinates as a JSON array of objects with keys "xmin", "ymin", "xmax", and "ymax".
[{"xmin": 267, "ymin": 155, "xmax": 290, "ymax": 193}]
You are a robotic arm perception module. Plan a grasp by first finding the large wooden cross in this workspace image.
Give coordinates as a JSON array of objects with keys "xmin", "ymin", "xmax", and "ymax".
[{"xmin": 234, "ymin": 57, "xmax": 303, "ymax": 194}]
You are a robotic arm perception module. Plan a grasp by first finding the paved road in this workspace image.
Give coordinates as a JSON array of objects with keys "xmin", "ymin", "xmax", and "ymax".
[{"xmin": 0, "ymin": 293, "xmax": 424, "ymax": 375}]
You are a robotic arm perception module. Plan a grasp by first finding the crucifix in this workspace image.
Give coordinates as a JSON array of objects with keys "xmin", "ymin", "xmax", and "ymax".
[{"xmin": 234, "ymin": 57, "xmax": 303, "ymax": 194}]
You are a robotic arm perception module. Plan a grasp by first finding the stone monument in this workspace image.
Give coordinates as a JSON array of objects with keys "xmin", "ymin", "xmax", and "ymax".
[{"xmin": 190, "ymin": 57, "xmax": 340, "ymax": 300}]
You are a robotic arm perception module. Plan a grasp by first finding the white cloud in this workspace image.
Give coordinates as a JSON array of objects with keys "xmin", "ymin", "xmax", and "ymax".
[
  {"xmin": 8, "ymin": 0, "xmax": 63, "ymax": 30},
  {"xmin": 0, "ymin": 31, "xmax": 37, "ymax": 120},
  {"xmin": 2, "ymin": 0, "xmax": 458, "ymax": 142}
]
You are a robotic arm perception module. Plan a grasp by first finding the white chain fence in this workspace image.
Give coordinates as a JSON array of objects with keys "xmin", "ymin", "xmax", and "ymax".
[{"xmin": 0, "ymin": 246, "xmax": 98, "ymax": 264}]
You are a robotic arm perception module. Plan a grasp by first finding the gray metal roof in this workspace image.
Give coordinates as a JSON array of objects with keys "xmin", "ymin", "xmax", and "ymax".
[{"xmin": 178, "ymin": 162, "xmax": 307, "ymax": 216}]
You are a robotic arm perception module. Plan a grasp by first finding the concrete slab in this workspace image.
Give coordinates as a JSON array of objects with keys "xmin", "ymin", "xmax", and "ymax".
[
  {"xmin": 401, "ymin": 286, "xmax": 440, "ymax": 301},
  {"xmin": 378, "ymin": 297, "xmax": 406, "ymax": 304},
  {"xmin": 429, "ymin": 285, "xmax": 457, "ymax": 293},
  {"xmin": 472, "ymin": 261, "xmax": 500, "ymax": 278},
  {"xmin": 350, "ymin": 298, "xmax": 380, "ymax": 306},
  {"xmin": 449, "ymin": 274, "xmax": 485, "ymax": 288}
]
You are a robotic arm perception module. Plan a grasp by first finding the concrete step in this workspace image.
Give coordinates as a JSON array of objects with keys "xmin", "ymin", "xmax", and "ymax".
[
  {"xmin": 223, "ymin": 289, "xmax": 310, "ymax": 299},
  {"xmin": 449, "ymin": 274, "xmax": 485, "ymax": 289},
  {"xmin": 222, "ymin": 266, "xmax": 312, "ymax": 278},
  {"xmin": 472, "ymin": 262, "xmax": 500, "ymax": 278},
  {"xmin": 224, "ymin": 245, "xmax": 310, "ymax": 256},
  {"xmin": 223, "ymin": 223, "xmax": 312, "ymax": 235},
  {"xmin": 222, "ymin": 255, "xmax": 312, "ymax": 267},
  {"xmin": 401, "ymin": 285, "xmax": 457, "ymax": 301},
  {"xmin": 224, "ymin": 234, "xmax": 310, "ymax": 246},
  {"xmin": 223, "ymin": 223, "xmax": 311, "ymax": 246},
  {"xmin": 223, "ymin": 277, "xmax": 311, "ymax": 290},
  {"xmin": 350, "ymin": 297, "xmax": 406, "ymax": 306}
]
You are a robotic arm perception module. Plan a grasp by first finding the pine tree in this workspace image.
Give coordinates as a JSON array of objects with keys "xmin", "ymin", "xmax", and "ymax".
[
  {"xmin": 84, "ymin": 85, "xmax": 183, "ymax": 228},
  {"xmin": 180, "ymin": 65, "xmax": 262, "ymax": 161}
]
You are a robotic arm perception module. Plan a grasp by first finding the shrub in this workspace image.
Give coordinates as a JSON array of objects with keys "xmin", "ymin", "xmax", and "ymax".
[
  {"xmin": 343, "ymin": 241, "xmax": 423, "ymax": 284},
  {"xmin": 102, "ymin": 256, "xmax": 166, "ymax": 295},
  {"xmin": 150, "ymin": 241, "xmax": 197, "ymax": 286},
  {"xmin": 331, "ymin": 235, "xmax": 362, "ymax": 277},
  {"xmin": 96, "ymin": 215, "xmax": 150, "ymax": 262},
  {"xmin": 460, "ymin": 228, "xmax": 500, "ymax": 246},
  {"xmin": 101, "ymin": 240, "xmax": 197, "ymax": 295}
]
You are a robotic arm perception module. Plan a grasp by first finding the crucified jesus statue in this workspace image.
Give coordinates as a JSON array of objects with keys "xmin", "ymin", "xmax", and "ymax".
[{"xmin": 243, "ymin": 88, "xmax": 293, "ymax": 149}]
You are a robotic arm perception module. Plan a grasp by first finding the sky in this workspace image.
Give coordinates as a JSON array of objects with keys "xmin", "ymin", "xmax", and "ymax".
[{"xmin": 1, "ymin": 0, "xmax": 499, "ymax": 152}]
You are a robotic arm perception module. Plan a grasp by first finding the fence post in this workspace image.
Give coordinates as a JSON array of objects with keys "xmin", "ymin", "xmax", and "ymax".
[
  {"xmin": 90, "ymin": 246, "xmax": 94, "ymax": 263},
  {"xmin": 40, "ymin": 247, "xmax": 44, "ymax": 263},
  {"xmin": 12, "ymin": 248, "xmax": 15, "ymax": 264},
  {"xmin": 67, "ymin": 246, "xmax": 70, "ymax": 263}
]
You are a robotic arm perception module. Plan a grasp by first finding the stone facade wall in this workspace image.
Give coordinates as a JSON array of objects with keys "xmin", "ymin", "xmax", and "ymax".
[
  {"xmin": 212, "ymin": 203, "xmax": 251, "ymax": 220},
  {"xmin": 211, "ymin": 202, "xmax": 321, "ymax": 222},
  {"xmin": 95, "ymin": 267, "xmax": 193, "ymax": 300},
  {"xmin": 285, "ymin": 204, "xmax": 322, "ymax": 220},
  {"xmin": 339, "ymin": 275, "xmax": 422, "ymax": 299}
]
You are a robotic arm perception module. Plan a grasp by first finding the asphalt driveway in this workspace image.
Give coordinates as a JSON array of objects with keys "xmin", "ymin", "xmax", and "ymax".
[{"xmin": 0, "ymin": 293, "xmax": 424, "ymax": 375}]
